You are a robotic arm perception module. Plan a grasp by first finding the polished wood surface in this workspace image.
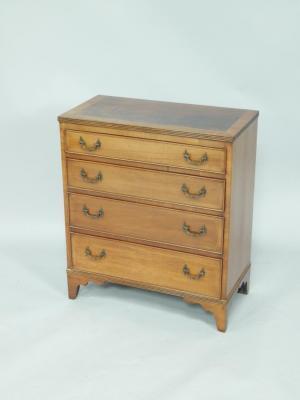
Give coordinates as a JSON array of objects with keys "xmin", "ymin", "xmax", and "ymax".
[
  {"xmin": 59, "ymin": 95, "xmax": 258, "ymax": 142},
  {"xmin": 69, "ymin": 193, "xmax": 224, "ymax": 254},
  {"xmin": 59, "ymin": 126, "xmax": 72, "ymax": 268},
  {"xmin": 67, "ymin": 159, "xmax": 225, "ymax": 212},
  {"xmin": 66, "ymin": 129, "xmax": 226, "ymax": 174},
  {"xmin": 225, "ymin": 120, "xmax": 257, "ymax": 295},
  {"xmin": 67, "ymin": 260, "xmax": 250, "ymax": 332},
  {"xmin": 63, "ymin": 122, "xmax": 228, "ymax": 148},
  {"xmin": 59, "ymin": 95, "xmax": 259, "ymax": 332},
  {"xmin": 71, "ymin": 233, "xmax": 222, "ymax": 298}
]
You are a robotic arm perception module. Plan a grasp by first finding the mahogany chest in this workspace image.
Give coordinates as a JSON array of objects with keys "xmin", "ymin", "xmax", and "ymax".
[{"xmin": 58, "ymin": 95, "xmax": 258, "ymax": 332}]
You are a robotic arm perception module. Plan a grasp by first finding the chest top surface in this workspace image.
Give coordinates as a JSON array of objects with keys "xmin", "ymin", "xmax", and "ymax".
[{"xmin": 58, "ymin": 95, "xmax": 258, "ymax": 142}]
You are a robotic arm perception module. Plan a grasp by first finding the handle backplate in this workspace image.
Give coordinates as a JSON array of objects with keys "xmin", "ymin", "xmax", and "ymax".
[
  {"xmin": 82, "ymin": 205, "xmax": 104, "ymax": 219},
  {"xmin": 182, "ymin": 265, "xmax": 205, "ymax": 280},
  {"xmin": 181, "ymin": 184, "xmax": 207, "ymax": 199},
  {"xmin": 182, "ymin": 222, "xmax": 207, "ymax": 237},
  {"xmin": 183, "ymin": 150, "xmax": 208, "ymax": 165},
  {"xmin": 79, "ymin": 136, "xmax": 101, "ymax": 152},
  {"xmin": 84, "ymin": 246, "xmax": 106, "ymax": 260},
  {"xmin": 80, "ymin": 168, "xmax": 102, "ymax": 184}
]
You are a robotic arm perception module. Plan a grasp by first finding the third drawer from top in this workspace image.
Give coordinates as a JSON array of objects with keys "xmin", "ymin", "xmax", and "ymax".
[{"xmin": 69, "ymin": 193, "xmax": 224, "ymax": 254}]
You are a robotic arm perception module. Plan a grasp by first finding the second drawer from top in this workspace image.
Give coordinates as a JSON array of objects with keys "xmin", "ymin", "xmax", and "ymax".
[{"xmin": 67, "ymin": 159, "xmax": 225, "ymax": 212}]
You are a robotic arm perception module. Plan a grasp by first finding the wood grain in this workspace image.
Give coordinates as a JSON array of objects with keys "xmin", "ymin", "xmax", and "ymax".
[
  {"xmin": 65, "ymin": 129, "xmax": 226, "ymax": 174},
  {"xmin": 58, "ymin": 95, "xmax": 259, "ymax": 332},
  {"xmin": 220, "ymin": 142, "xmax": 233, "ymax": 298},
  {"xmin": 69, "ymin": 193, "xmax": 224, "ymax": 254},
  {"xmin": 66, "ymin": 260, "xmax": 251, "ymax": 332},
  {"xmin": 62, "ymin": 122, "xmax": 228, "ymax": 148},
  {"xmin": 71, "ymin": 233, "xmax": 222, "ymax": 298},
  {"xmin": 58, "ymin": 95, "xmax": 258, "ymax": 142},
  {"xmin": 59, "ymin": 126, "xmax": 72, "ymax": 267},
  {"xmin": 225, "ymin": 120, "xmax": 257, "ymax": 295},
  {"xmin": 67, "ymin": 159, "xmax": 225, "ymax": 212}
]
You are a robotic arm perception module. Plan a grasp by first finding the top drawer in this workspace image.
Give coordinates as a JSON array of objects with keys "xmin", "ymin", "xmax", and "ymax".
[{"xmin": 65, "ymin": 130, "xmax": 226, "ymax": 174}]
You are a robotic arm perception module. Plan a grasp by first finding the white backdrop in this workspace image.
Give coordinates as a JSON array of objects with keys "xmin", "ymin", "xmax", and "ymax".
[{"xmin": 1, "ymin": 1, "xmax": 300, "ymax": 399}]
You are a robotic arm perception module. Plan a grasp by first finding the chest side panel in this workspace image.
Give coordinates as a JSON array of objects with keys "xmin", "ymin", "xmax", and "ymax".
[{"xmin": 225, "ymin": 120, "xmax": 258, "ymax": 296}]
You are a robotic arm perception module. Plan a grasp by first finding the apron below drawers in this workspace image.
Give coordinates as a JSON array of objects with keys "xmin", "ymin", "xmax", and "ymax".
[
  {"xmin": 69, "ymin": 193, "xmax": 224, "ymax": 254},
  {"xmin": 71, "ymin": 233, "xmax": 222, "ymax": 298},
  {"xmin": 67, "ymin": 159, "xmax": 225, "ymax": 212}
]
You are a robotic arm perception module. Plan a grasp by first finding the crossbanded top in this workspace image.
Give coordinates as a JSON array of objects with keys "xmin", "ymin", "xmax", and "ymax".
[{"xmin": 58, "ymin": 95, "xmax": 258, "ymax": 142}]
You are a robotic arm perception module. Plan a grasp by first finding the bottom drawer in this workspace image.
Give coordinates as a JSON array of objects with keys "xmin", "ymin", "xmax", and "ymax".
[{"xmin": 71, "ymin": 233, "xmax": 222, "ymax": 298}]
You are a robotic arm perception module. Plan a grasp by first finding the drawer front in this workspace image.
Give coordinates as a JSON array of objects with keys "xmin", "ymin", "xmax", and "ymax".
[
  {"xmin": 67, "ymin": 160, "xmax": 225, "ymax": 212},
  {"xmin": 71, "ymin": 233, "xmax": 222, "ymax": 298},
  {"xmin": 65, "ymin": 130, "xmax": 225, "ymax": 174},
  {"xmin": 69, "ymin": 193, "xmax": 224, "ymax": 253}
]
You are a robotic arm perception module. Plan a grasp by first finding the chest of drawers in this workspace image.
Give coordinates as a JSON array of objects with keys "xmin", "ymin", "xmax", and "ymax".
[{"xmin": 58, "ymin": 95, "xmax": 258, "ymax": 332}]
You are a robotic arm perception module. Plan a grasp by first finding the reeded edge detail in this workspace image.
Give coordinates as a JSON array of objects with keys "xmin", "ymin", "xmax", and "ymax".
[{"xmin": 58, "ymin": 117, "xmax": 236, "ymax": 142}]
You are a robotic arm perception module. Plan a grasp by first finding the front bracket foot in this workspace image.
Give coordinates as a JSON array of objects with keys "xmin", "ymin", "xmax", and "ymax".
[
  {"xmin": 184, "ymin": 296, "xmax": 228, "ymax": 332},
  {"xmin": 67, "ymin": 270, "xmax": 106, "ymax": 299},
  {"xmin": 201, "ymin": 301, "xmax": 228, "ymax": 332}
]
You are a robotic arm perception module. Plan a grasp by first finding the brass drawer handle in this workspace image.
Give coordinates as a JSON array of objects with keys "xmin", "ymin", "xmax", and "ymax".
[
  {"xmin": 183, "ymin": 150, "xmax": 208, "ymax": 165},
  {"xmin": 84, "ymin": 246, "xmax": 106, "ymax": 260},
  {"xmin": 181, "ymin": 184, "xmax": 207, "ymax": 199},
  {"xmin": 182, "ymin": 265, "xmax": 205, "ymax": 280},
  {"xmin": 82, "ymin": 205, "xmax": 104, "ymax": 219},
  {"xmin": 182, "ymin": 222, "xmax": 207, "ymax": 237},
  {"xmin": 80, "ymin": 168, "xmax": 102, "ymax": 183},
  {"xmin": 79, "ymin": 136, "xmax": 101, "ymax": 152}
]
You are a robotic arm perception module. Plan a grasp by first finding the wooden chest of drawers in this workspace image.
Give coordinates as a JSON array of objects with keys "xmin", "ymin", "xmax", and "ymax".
[{"xmin": 58, "ymin": 95, "xmax": 258, "ymax": 332}]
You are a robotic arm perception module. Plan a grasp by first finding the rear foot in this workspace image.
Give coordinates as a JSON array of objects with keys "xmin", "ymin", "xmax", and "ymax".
[{"xmin": 238, "ymin": 269, "xmax": 250, "ymax": 295}]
